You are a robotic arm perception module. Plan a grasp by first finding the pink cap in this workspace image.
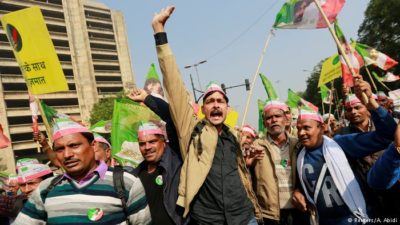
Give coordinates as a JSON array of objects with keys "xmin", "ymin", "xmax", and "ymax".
[
  {"xmin": 263, "ymin": 100, "xmax": 289, "ymax": 113},
  {"xmin": 203, "ymin": 82, "xmax": 228, "ymax": 102},
  {"xmin": 94, "ymin": 133, "xmax": 111, "ymax": 149},
  {"xmin": 52, "ymin": 118, "xmax": 91, "ymax": 141},
  {"xmin": 138, "ymin": 122, "xmax": 164, "ymax": 139},
  {"xmin": 241, "ymin": 125, "xmax": 257, "ymax": 138},
  {"xmin": 345, "ymin": 94, "xmax": 361, "ymax": 107},
  {"xmin": 298, "ymin": 110, "xmax": 323, "ymax": 123},
  {"xmin": 17, "ymin": 159, "xmax": 52, "ymax": 184}
]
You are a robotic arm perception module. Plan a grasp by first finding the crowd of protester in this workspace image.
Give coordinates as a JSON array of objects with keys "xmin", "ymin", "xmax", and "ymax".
[{"xmin": 1, "ymin": 5, "xmax": 399, "ymax": 225}]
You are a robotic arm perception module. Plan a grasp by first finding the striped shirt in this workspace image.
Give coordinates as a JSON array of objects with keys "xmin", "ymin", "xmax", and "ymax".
[{"xmin": 14, "ymin": 167, "xmax": 151, "ymax": 225}]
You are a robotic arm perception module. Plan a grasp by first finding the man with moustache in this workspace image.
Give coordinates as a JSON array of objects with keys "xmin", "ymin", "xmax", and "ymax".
[
  {"xmin": 130, "ymin": 122, "xmax": 186, "ymax": 225},
  {"xmin": 14, "ymin": 118, "xmax": 151, "ymax": 225},
  {"xmin": 253, "ymin": 100, "xmax": 308, "ymax": 225},
  {"xmin": 152, "ymin": 6, "xmax": 261, "ymax": 225},
  {"xmin": 295, "ymin": 77, "xmax": 396, "ymax": 225}
]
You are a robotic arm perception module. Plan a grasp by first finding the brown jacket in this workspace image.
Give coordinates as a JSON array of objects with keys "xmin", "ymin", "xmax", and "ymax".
[
  {"xmin": 253, "ymin": 134, "xmax": 300, "ymax": 220},
  {"xmin": 157, "ymin": 43, "xmax": 261, "ymax": 219}
]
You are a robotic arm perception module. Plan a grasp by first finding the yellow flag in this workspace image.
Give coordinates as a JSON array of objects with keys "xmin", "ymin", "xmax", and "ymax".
[
  {"xmin": 1, "ymin": 6, "xmax": 68, "ymax": 95},
  {"xmin": 197, "ymin": 107, "xmax": 239, "ymax": 128},
  {"xmin": 318, "ymin": 54, "xmax": 342, "ymax": 87}
]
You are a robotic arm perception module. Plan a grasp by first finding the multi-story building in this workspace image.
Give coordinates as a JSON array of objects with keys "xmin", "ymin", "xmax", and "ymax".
[{"xmin": 0, "ymin": 0, "xmax": 135, "ymax": 172}]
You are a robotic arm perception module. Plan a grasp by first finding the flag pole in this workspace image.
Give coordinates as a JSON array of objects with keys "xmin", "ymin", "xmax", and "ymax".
[
  {"xmin": 35, "ymin": 98, "xmax": 53, "ymax": 143},
  {"xmin": 29, "ymin": 94, "xmax": 41, "ymax": 153},
  {"xmin": 365, "ymin": 67, "xmax": 391, "ymax": 91},
  {"xmin": 364, "ymin": 67, "xmax": 378, "ymax": 92},
  {"xmin": 241, "ymin": 28, "xmax": 275, "ymax": 127},
  {"xmin": 312, "ymin": 0, "xmax": 369, "ymax": 103}
]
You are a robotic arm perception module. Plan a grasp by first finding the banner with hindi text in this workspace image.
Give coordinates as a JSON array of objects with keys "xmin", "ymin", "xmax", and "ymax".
[{"xmin": 0, "ymin": 6, "xmax": 68, "ymax": 95}]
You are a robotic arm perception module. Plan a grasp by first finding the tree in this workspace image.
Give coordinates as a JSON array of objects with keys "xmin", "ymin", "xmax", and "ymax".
[
  {"xmin": 358, "ymin": 0, "xmax": 400, "ymax": 76},
  {"xmin": 89, "ymin": 92, "xmax": 126, "ymax": 125}
]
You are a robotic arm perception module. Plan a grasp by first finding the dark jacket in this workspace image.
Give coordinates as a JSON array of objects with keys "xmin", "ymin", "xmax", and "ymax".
[
  {"xmin": 133, "ymin": 146, "xmax": 184, "ymax": 225},
  {"xmin": 334, "ymin": 108, "xmax": 399, "ymax": 219},
  {"xmin": 133, "ymin": 94, "xmax": 186, "ymax": 224}
]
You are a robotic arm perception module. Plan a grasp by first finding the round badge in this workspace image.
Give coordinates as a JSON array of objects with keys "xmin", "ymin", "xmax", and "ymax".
[
  {"xmin": 87, "ymin": 207, "xmax": 104, "ymax": 221},
  {"xmin": 155, "ymin": 175, "xmax": 163, "ymax": 186},
  {"xmin": 280, "ymin": 159, "xmax": 288, "ymax": 168}
]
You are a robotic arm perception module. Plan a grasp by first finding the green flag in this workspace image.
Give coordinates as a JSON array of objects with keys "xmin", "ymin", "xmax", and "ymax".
[
  {"xmin": 39, "ymin": 100, "xmax": 69, "ymax": 141},
  {"xmin": 111, "ymin": 98, "xmax": 160, "ymax": 166},
  {"xmin": 90, "ymin": 120, "xmax": 111, "ymax": 134},
  {"xmin": 259, "ymin": 73, "xmax": 278, "ymax": 100},
  {"xmin": 287, "ymin": 88, "xmax": 302, "ymax": 109},
  {"xmin": 258, "ymin": 99, "xmax": 266, "ymax": 133},
  {"xmin": 371, "ymin": 71, "xmax": 383, "ymax": 82},
  {"xmin": 40, "ymin": 100, "xmax": 58, "ymax": 124},
  {"xmin": 320, "ymin": 84, "xmax": 329, "ymax": 103},
  {"xmin": 287, "ymin": 89, "xmax": 319, "ymax": 112},
  {"xmin": 145, "ymin": 63, "xmax": 160, "ymax": 81}
]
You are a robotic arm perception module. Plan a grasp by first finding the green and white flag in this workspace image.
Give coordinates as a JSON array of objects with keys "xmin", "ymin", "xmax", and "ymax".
[
  {"xmin": 111, "ymin": 98, "xmax": 161, "ymax": 166},
  {"xmin": 274, "ymin": 0, "xmax": 345, "ymax": 29}
]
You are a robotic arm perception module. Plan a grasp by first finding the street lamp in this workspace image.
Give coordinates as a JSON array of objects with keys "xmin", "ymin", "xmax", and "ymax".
[{"xmin": 184, "ymin": 60, "xmax": 207, "ymax": 92}]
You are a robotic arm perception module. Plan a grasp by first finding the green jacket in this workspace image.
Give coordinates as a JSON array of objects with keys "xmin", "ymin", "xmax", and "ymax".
[{"xmin": 157, "ymin": 43, "xmax": 262, "ymax": 219}]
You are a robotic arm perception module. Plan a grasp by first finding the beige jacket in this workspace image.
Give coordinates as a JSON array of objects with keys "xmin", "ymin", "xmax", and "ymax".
[
  {"xmin": 157, "ymin": 43, "xmax": 261, "ymax": 219},
  {"xmin": 253, "ymin": 134, "xmax": 300, "ymax": 220}
]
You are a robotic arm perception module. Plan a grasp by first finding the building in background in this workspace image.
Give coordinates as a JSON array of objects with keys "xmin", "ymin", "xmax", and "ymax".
[{"xmin": 0, "ymin": 0, "xmax": 135, "ymax": 172}]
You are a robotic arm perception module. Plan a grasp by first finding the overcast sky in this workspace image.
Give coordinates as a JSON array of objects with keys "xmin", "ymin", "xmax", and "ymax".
[{"xmin": 98, "ymin": 0, "xmax": 369, "ymax": 128}]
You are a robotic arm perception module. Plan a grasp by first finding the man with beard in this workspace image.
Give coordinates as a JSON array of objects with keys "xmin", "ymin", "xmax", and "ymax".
[
  {"xmin": 14, "ymin": 118, "xmax": 151, "ymax": 225},
  {"xmin": 152, "ymin": 6, "xmax": 261, "ymax": 225},
  {"xmin": 252, "ymin": 100, "xmax": 308, "ymax": 225},
  {"xmin": 296, "ymin": 77, "xmax": 396, "ymax": 225}
]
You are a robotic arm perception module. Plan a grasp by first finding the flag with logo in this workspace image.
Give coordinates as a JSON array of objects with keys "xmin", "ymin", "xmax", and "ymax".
[
  {"xmin": 259, "ymin": 73, "xmax": 279, "ymax": 100},
  {"xmin": 0, "ymin": 6, "xmax": 68, "ymax": 95},
  {"xmin": 144, "ymin": 63, "xmax": 164, "ymax": 99},
  {"xmin": 111, "ymin": 98, "xmax": 161, "ymax": 166},
  {"xmin": 274, "ymin": 0, "xmax": 345, "ymax": 29},
  {"xmin": 353, "ymin": 42, "xmax": 398, "ymax": 71},
  {"xmin": 320, "ymin": 84, "xmax": 333, "ymax": 104},
  {"xmin": 90, "ymin": 120, "xmax": 112, "ymax": 134},
  {"xmin": 334, "ymin": 21, "xmax": 364, "ymax": 87},
  {"xmin": 318, "ymin": 54, "xmax": 342, "ymax": 87},
  {"xmin": 287, "ymin": 88, "xmax": 319, "ymax": 112},
  {"xmin": 372, "ymin": 71, "xmax": 400, "ymax": 83}
]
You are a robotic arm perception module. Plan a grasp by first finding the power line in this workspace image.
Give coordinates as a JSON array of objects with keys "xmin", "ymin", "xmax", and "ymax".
[{"xmin": 205, "ymin": 0, "xmax": 280, "ymax": 61}]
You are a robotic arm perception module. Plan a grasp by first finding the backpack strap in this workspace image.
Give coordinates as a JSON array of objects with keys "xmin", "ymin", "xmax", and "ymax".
[
  {"xmin": 41, "ymin": 174, "xmax": 64, "ymax": 203},
  {"xmin": 189, "ymin": 120, "xmax": 206, "ymax": 158},
  {"xmin": 113, "ymin": 166, "xmax": 131, "ymax": 225}
]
